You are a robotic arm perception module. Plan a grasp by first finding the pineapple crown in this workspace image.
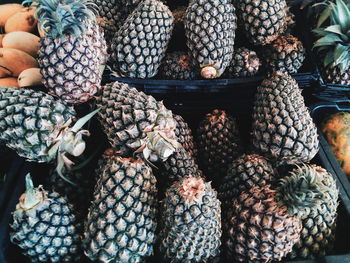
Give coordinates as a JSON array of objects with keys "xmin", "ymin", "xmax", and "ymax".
[
  {"xmin": 177, "ymin": 176, "xmax": 206, "ymax": 204},
  {"xmin": 313, "ymin": 0, "xmax": 350, "ymax": 70},
  {"xmin": 19, "ymin": 174, "xmax": 46, "ymax": 211},
  {"xmin": 23, "ymin": 0, "xmax": 96, "ymax": 38},
  {"xmin": 276, "ymin": 164, "xmax": 331, "ymax": 217},
  {"xmin": 46, "ymin": 108, "xmax": 100, "ymax": 182}
]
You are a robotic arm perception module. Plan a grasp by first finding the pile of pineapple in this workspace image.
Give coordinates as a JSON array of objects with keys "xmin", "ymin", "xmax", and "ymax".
[
  {"xmin": 0, "ymin": 0, "xmax": 343, "ymax": 263},
  {"xmin": 98, "ymin": 0, "xmax": 306, "ymax": 80}
]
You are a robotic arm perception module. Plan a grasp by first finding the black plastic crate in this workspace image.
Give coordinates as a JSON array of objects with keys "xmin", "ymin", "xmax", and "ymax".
[
  {"xmin": 310, "ymin": 101, "xmax": 350, "ymax": 201},
  {"xmin": 1, "ymin": 90, "xmax": 350, "ymax": 262}
]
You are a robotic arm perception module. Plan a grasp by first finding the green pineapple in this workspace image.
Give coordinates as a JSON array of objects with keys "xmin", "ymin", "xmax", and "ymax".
[
  {"xmin": 96, "ymin": 81, "xmax": 179, "ymax": 162},
  {"xmin": 158, "ymin": 176, "xmax": 221, "ymax": 262},
  {"xmin": 111, "ymin": 0, "xmax": 174, "ymax": 78},
  {"xmin": 24, "ymin": 0, "xmax": 107, "ymax": 104},
  {"xmin": 84, "ymin": 149, "xmax": 158, "ymax": 263},
  {"xmin": 158, "ymin": 51, "xmax": 198, "ymax": 80},
  {"xmin": 287, "ymin": 165, "xmax": 339, "ymax": 259},
  {"xmin": 184, "ymin": 0, "xmax": 237, "ymax": 78},
  {"xmin": 196, "ymin": 109, "xmax": 242, "ymax": 186},
  {"xmin": 252, "ymin": 71, "xmax": 319, "ymax": 164},
  {"xmin": 225, "ymin": 165, "xmax": 327, "ymax": 262},
  {"xmin": 224, "ymin": 47, "xmax": 260, "ymax": 78},
  {"xmin": 313, "ymin": 0, "xmax": 350, "ymax": 85},
  {"xmin": 236, "ymin": 0, "xmax": 287, "ymax": 45},
  {"xmin": 10, "ymin": 174, "xmax": 82, "ymax": 263},
  {"xmin": 0, "ymin": 87, "xmax": 96, "ymax": 172},
  {"xmin": 264, "ymin": 34, "xmax": 305, "ymax": 74}
]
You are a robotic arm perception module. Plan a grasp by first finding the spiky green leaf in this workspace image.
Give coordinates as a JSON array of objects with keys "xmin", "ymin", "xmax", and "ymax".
[
  {"xmin": 333, "ymin": 0, "xmax": 350, "ymax": 30},
  {"xmin": 313, "ymin": 34, "xmax": 343, "ymax": 48},
  {"xmin": 324, "ymin": 50, "xmax": 335, "ymax": 66},
  {"xmin": 334, "ymin": 44, "xmax": 349, "ymax": 65},
  {"xmin": 325, "ymin": 24, "xmax": 343, "ymax": 35},
  {"xmin": 316, "ymin": 5, "xmax": 332, "ymax": 28},
  {"xmin": 312, "ymin": 28, "xmax": 329, "ymax": 37}
]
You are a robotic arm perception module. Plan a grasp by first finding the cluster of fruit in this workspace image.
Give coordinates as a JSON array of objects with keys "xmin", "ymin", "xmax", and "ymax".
[
  {"xmin": 99, "ymin": 0, "xmax": 306, "ymax": 80},
  {"xmin": 0, "ymin": 3, "xmax": 43, "ymax": 88},
  {"xmin": 0, "ymin": 68, "xmax": 339, "ymax": 263}
]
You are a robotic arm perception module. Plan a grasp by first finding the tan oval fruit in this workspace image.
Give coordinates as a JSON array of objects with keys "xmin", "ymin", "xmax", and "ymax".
[
  {"xmin": 0, "ymin": 77, "xmax": 18, "ymax": 87},
  {"xmin": 0, "ymin": 34, "xmax": 4, "ymax": 48},
  {"xmin": 0, "ymin": 4, "xmax": 24, "ymax": 28},
  {"xmin": 3, "ymin": 31, "xmax": 40, "ymax": 57},
  {"xmin": 18, "ymin": 68, "xmax": 42, "ymax": 87},
  {"xmin": 0, "ymin": 48, "xmax": 38, "ymax": 77},
  {"xmin": 4, "ymin": 7, "xmax": 37, "ymax": 33}
]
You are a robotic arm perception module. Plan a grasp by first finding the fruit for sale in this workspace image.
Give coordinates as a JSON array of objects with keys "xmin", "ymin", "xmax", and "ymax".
[
  {"xmin": 24, "ymin": 0, "xmax": 107, "ymax": 104},
  {"xmin": 0, "ymin": 3, "xmax": 24, "ymax": 28},
  {"xmin": 196, "ymin": 109, "xmax": 242, "ymax": 185},
  {"xmin": 287, "ymin": 165, "xmax": 339, "ymax": 259},
  {"xmin": 95, "ymin": 0, "xmax": 142, "ymax": 49},
  {"xmin": 18, "ymin": 68, "xmax": 42, "ymax": 87},
  {"xmin": 10, "ymin": 174, "xmax": 82, "ymax": 263},
  {"xmin": 313, "ymin": 0, "xmax": 350, "ymax": 85},
  {"xmin": 0, "ymin": 77, "xmax": 18, "ymax": 87},
  {"xmin": 225, "ymin": 165, "xmax": 326, "ymax": 262},
  {"xmin": 224, "ymin": 47, "xmax": 260, "ymax": 78},
  {"xmin": 96, "ymin": 81, "xmax": 179, "ymax": 162},
  {"xmin": 252, "ymin": 71, "xmax": 319, "ymax": 164},
  {"xmin": 2, "ymin": 31, "xmax": 40, "ymax": 57},
  {"xmin": 0, "ymin": 48, "xmax": 38, "ymax": 77},
  {"xmin": 160, "ymin": 148, "xmax": 203, "ymax": 188},
  {"xmin": 264, "ymin": 34, "xmax": 305, "ymax": 74},
  {"xmin": 218, "ymin": 154, "xmax": 275, "ymax": 212},
  {"xmin": 173, "ymin": 114, "xmax": 197, "ymax": 157},
  {"xmin": 0, "ymin": 34, "xmax": 4, "ymax": 47},
  {"xmin": 159, "ymin": 176, "xmax": 222, "ymax": 262},
  {"xmin": 236, "ymin": 0, "xmax": 287, "ymax": 45},
  {"xmin": 322, "ymin": 112, "xmax": 350, "ymax": 177},
  {"xmin": 158, "ymin": 51, "xmax": 198, "ymax": 80},
  {"xmin": 5, "ymin": 7, "xmax": 37, "ymax": 33},
  {"xmin": 84, "ymin": 149, "xmax": 158, "ymax": 263},
  {"xmin": 0, "ymin": 87, "xmax": 97, "ymax": 173},
  {"xmin": 184, "ymin": 0, "xmax": 236, "ymax": 78},
  {"xmin": 111, "ymin": 0, "xmax": 174, "ymax": 78}
]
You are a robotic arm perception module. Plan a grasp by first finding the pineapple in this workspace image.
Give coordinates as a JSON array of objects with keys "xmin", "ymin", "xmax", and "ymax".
[
  {"xmin": 24, "ymin": 0, "xmax": 107, "ymax": 104},
  {"xmin": 159, "ymin": 148, "xmax": 203, "ymax": 190},
  {"xmin": 313, "ymin": 0, "xmax": 350, "ymax": 85},
  {"xmin": 224, "ymin": 47, "xmax": 260, "ymax": 78},
  {"xmin": 236, "ymin": 0, "xmax": 287, "ymax": 45},
  {"xmin": 0, "ymin": 87, "xmax": 96, "ymax": 172},
  {"xmin": 111, "ymin": 0, "xmax": 174, "ymax": 78},
  {"xmin": 264, "ymin": 34, "xmax": 305, "ymax": 74},
  {"xmin": 184, "ymin": 0, "xmax": 237, "ymax": 79},
  {"xmin": 218, "ymin": 154, "xmax": 275, "ymax": 213},
  {"xmin": 287, "ymin": 165, "xmax": 339, "ymax": 259},
  {"xmin": 252, "ymin": 71, "xmax": 319, "ymax": 164},
  {"xmin": 10, "ymin": 174, "xmax": 82, "ymax": 263},
  {"xmin": 96, "ymin": 81, "xmax": 179, "ymax": 162},
  {"xmin": 158, "ymin": 176, "xmax": 221, "ymax": 262},
  {"xmin": 47, "ymin": 153, "xmax": 99, "ymax": 220},
  {"xmin": 95, "ymin": 0, "xmax": 142, "ymax": 49},
  {"xmin": 84, "ymin": 149, "xmax": 158, "ymax": 263},
  {"xmin": 173, "ymin": 114, "xmax": 197, "ymax": 158},
  {"xmin": 225, "ymin": 165, "xmax": 327, "ymax": 262},
  {"xmin": 158, "ymin": 51, "xmax": 198, "ymax": 80},
  {"xmin": 196, "ymin": 109, "xmax": 242, "ymax": 186}
]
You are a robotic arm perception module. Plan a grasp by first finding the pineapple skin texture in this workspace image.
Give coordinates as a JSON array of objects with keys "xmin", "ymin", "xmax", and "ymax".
[
  {"xmin": 159, "ymin": 177, "xmax": 222, "ymax": 262},
  {"xmin": 39, "ymin": 21, "xmax": 107, "ymax": 104},
  {"xmin": 84, "ymin": 152, "xmax": 158, "ymax": 263},
  {"xmin": 252, "ymin": 71, "xmax": 319, "ymax": 164},
  {"xmin": 10, "ymin": 192, "xmax": 82, "ymax": 263},
  {"xmin": 0, "ymin": 87, "xmax": 75, "ymax": 162}
]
